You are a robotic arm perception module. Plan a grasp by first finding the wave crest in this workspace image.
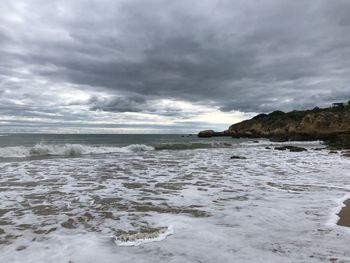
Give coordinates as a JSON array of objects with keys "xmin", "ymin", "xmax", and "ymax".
[
  {"xmin": 0, "ymin": 141, "xmax": 233, "ymax": 159},
  {"xmin": 0, "ymin": 143, "xmax": 154, "ymax": 158},
  {"xmin": 29, "ymin": 144, "xmax": 85, "ymax": 156},
  {"xmin": 122, "ymin": 144, "xmax": 154, "ymax": 152}
]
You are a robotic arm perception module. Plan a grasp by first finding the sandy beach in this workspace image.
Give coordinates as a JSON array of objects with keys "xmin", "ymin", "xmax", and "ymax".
[{"xmin": 337, "ymin": 199, "xmax": 350, "ymax": 227}]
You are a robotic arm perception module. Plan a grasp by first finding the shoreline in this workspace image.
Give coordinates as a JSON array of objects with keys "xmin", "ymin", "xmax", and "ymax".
[{"xmin": 337, "ymin": 199, "xmax": 350, "ymax": 228}]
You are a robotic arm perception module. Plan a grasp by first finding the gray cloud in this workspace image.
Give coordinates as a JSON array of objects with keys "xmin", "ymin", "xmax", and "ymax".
[
  {"xmin": 0, "ymin": 0, "xmax": 350, "ymax": 132},
  {"xmin": 87, "ymin": 95, "xmax": 198, "ymax": 118},
  {"xmin": 88, "ymin": 95, "xmax": 146, "ymax": 113}
]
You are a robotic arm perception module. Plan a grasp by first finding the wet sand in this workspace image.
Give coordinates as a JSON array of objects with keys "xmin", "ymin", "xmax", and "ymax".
[{"xmin": 337, "ymin": 199, "xmax": 350, "ymax": 227}]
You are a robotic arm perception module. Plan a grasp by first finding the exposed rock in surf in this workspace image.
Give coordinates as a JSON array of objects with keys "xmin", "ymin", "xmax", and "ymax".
[
  {"xmin": 116, "ymin": 227, "xmax": 167, "ymax": 242},
  {"xmin": 61, "ymin": 218, "xmax": 77, "ymax": 229},
  {"xmin": 230, "ymin": 155, "xmax": 247, "ymax": 159},
  {"xmin": 313, "ymin": 147, "xmax": 326, "ymax": 151},
  {"xmin": 287, "ymin": 146, "xmax": 307, "ymax": 152},
  {"xmin": 274, "ymin": 145, "xmax": 307, "ymax": 152},
  {"xmin": 275, "ymin": 146, "xmax": 287, "ymax": 151},
  {"xmin": 342, "ymin": 151, "xmax": 350, "ymax": 157},
  {"xmin": 114, "ymin": 225, "xmax": 174, "ymax": 246},
  {"xmin": 197, "ymin": 130, "xmax": 215, "ymax": 137},
  {"xmin": 16, "ymin": 245, "xmax": 26, "ymax": 251},
  {"xmin": 197, "ymin": 130, "xmax": 228, "ymax": 138}
]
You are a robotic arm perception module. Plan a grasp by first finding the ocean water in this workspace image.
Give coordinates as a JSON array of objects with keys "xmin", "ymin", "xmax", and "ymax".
[{"xmin": 0, "ymin": 134, "xmax": 350, "ymax": 262}]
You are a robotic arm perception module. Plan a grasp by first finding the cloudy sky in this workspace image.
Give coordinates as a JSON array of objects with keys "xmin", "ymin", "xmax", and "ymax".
[{"xmin": 1, "ymin": 0, "xmax": 349, "ymax": 133}]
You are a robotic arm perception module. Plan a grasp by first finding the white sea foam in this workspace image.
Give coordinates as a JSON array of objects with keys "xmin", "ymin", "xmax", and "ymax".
[
  {"xmin": 0, "ymin": 146, "xmax": 30, "ymax": 158},
  {"xmin": 240, "ymin": 140, "xmax": 323, "ymax": 147},
  {"xmin": 0, "ymin": 143, "xmax": 154, "ymax": 158},
  {"xmin": 121, "ymin": 144, "xmax": 154, "ymax": 152},
  {"xmin": 1, "ymin": 139, "xmax": 350, "ymax": 262}
]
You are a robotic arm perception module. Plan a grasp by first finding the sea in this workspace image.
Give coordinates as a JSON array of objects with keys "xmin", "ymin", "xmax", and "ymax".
[{"xmin": 0, "ymin": 134, "xmax": 350, "ymax": 262}]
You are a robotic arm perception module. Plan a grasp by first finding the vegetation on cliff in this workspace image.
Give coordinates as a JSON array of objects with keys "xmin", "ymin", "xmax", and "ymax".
[{"xmin": 199, "ymin": 101, "xmax": 350, "ymax": 148}]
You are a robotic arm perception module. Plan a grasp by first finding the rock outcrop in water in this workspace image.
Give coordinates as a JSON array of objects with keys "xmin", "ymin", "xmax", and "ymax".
[
  {"xmin": 197, "ymin": 130, "xmax": 228, "ymax": 137},
  {"xmin": 274, "ymin": 146, "xmax": 307, "ymax": 152},
  {"xmin": 198, "ymin": 102, "xmax": 350, "ymax": 147}
]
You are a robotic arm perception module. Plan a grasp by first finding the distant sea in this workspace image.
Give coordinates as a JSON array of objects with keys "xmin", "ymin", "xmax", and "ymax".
[{"xmin": 1, "ymin": 134, "xmax": 350, "ymax": 262}]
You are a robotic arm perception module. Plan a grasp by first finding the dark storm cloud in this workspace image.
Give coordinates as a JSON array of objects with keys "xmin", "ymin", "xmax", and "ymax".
[
  {"xmin": 88, "ymin": 95, "xmax": 146, "ymax": 113},
  {"xmin": 1, "ymin": 0, "xmax": 350, "ymax": 132},
  {"xmin": 87, "ymin": 95, "xmax": 196, "ymax": 118}
]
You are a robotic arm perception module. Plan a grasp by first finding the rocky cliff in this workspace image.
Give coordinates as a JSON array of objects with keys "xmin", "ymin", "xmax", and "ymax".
[{"xmin": 198, "ymin": 104, "xmax": 350, "ymax": 144}]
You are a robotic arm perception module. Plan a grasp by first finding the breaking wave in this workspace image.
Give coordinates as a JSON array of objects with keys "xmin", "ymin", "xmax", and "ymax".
[
  {"xmin": 0, "ymin": 143, "xmax": 154, "ymax": 159},
  {"xmin": 154, "ymin": 142, "xmax": 232, "ymax": 150},
  {"xmin": 123, "ymin": 144, "xmax": 154, "ymax": 152},
  {"xmin": 0, "ymin": 141, "xmax": 234, "ymax": 159}
]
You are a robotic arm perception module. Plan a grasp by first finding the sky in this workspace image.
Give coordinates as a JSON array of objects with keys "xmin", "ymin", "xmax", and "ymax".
[{"xmin": 0, "ymin": 0, "xmax": 350, "ymax": 133}]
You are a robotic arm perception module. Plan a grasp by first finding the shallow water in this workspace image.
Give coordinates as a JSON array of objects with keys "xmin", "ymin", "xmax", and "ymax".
[{"xmin": 0, "ymin": 135, "xmax": 350, "ymax": 262}]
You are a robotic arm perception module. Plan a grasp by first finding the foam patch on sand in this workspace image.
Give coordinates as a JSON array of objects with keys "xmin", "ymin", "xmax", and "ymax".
[{"xmin": 113, "ymin": 225, "xmax": 174, "ymax": 247}]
